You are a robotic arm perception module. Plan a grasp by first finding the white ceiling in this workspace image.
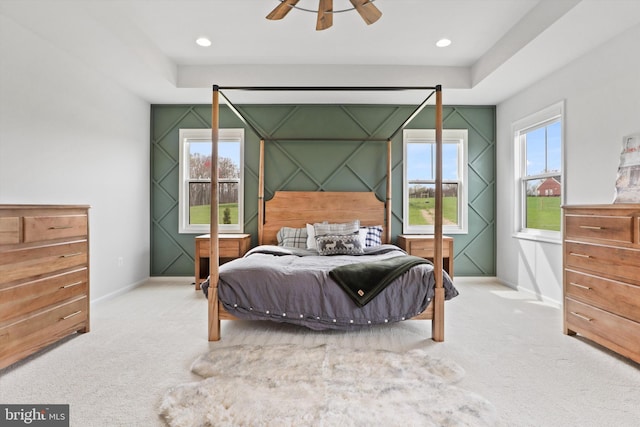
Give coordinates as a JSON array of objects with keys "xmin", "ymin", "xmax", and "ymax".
[{"xmin": 2, "ymin": 0, "xmax": 640, "ymax": 105}]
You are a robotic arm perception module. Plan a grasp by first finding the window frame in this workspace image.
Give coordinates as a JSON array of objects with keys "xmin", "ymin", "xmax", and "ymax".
[
  {"xmin": 512, "ymin": 101, "xmax": 564, "ymax": 244},
  {"xmin": 178, "ymin": 128, "xmax": 244, "ymax": 234},
  {"xmin": 402, "ymin": 129, "xmax": 469, "ymax": 235}
]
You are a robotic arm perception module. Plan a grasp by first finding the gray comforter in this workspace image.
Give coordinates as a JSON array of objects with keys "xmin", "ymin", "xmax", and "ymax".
[{"xmin": 212, "ymin": 244, "xmax": 458, "ymax": 330}]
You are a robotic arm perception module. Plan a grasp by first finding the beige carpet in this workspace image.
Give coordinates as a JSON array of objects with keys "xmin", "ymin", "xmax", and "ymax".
[{"xmin": 1, "ymin": 278, "xmax": 639, "ymax": 426}]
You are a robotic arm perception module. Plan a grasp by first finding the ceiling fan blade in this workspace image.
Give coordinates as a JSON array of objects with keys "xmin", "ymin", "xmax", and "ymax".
[
  {"xmin": 266, "ymin": 0, "xmax": 300, "ymax": 20},
  {"xmin": 349, "ymin": 0, "xmax": 382, "ymax": 25},
  {"xmin": 316, "ymin": 0, "xmax": 333, "ymax": 30}
]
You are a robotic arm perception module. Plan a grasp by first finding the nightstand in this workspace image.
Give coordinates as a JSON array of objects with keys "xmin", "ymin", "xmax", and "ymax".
[
  {"xmin": 194, "ymin": 233, "xmax": 251, "ymax": 290},
  {"xmin": 396, "ymin": 234, "xmax": 454, "ymax": 278}
]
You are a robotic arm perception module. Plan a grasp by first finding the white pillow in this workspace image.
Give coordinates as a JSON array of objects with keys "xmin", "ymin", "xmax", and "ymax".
[
  {"xmin": 358, "ymin": 228, "xmax": 367, "ymax": 246},
  {"xmin": 306, "ymin": 223, "xmax": 317, "ymax": 250}
]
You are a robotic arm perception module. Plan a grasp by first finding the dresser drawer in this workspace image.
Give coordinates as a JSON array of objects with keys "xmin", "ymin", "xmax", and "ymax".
[
  {"xmin": 565, "ymin": 214, "xmax": 633, "ymax": 243},
  {"xmin": 197, "ymin": 236, "xmax": 249, "ymax": 258},
  {"xmin": 407, "ymin": 240, "xmax": 452, "ymax": 258},
  {"xmin": 565, "ymin": 297, "xmax": 640, "ymax": 362},
  {"xmin": 565, "ymin": 269, "xmax": 640, "ymax": 323},
  {"xmin": 0, "ymin": 217, "xmax": 20, "ymax": 244},
  {"xmin": 565, "ymin": 241, "xmax": 640, "ymax": 284},
  {"xmin": 23, "ymin": 214, "xmax": 88, "ymax": 243},
  {"xmin": 219, "ymin": 239, "xmax": 241, "ymax": 258},
  {"xmin": 0, "ymin": 241, "xmax": 88, "ymax": 286},
  {"xmin": 0, "ymin": 296, "xmax": 88, "ymax": 361},
  {"xmin": 0, "ymin": 268, "xmax": 88, "ymax": 323},
  {"xmin": 198, "ymin": 239, "xmax": 210, "ymax": 257}
]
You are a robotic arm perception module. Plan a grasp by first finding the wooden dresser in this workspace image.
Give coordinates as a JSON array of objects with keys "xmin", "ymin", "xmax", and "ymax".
[
  {"xmin": 0, "ymin": 205, "xmax": 90, "ymax": 369},
  {"xmin": 563, "ymin": 204, "xmax": 640, "ymax": 364}
]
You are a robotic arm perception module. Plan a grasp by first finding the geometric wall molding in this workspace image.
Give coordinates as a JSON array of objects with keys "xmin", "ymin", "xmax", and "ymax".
[{"xmin": 151, "ymin": 104, "xmax": 496, "ymax": 276}]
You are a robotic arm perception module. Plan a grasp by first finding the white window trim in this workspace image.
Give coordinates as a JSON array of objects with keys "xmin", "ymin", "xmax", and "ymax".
[
  {"xmin": 178, "ymin": 128, "xmax": 244, "ymax": 234},
  {"xmin": 512, "ymin": 101, "xmax": 564, "ymax": 244},
  {"xmin": 402, "ymin": 129, "xmax": 469, "ymax": 235}
]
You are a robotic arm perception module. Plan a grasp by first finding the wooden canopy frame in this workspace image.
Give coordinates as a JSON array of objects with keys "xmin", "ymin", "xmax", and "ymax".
[{"xmin": 208, "ymin": 85, "xmax": 444, "ymax": 341}]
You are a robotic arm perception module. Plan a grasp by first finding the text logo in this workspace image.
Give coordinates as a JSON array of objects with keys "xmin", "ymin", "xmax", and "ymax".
[{"xmin": 1, "ymin": 405, "xmax": 69, "ymax": 427}]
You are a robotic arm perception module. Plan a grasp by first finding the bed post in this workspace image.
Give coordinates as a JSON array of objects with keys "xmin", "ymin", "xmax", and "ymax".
[
  {"xmin": 385, "ymin": 139, "xmax": 392, "ymax": 244},
  {"xmin": 258, "ymin": 139, "xmax": 265, "ymax": 245},
  {"xmin": 208, "ymin": 86, "xmax": 221, "ymax": 341},
  {"xmin": 432, "ymin": 85, "xmax": 445, "ymax": 342}
]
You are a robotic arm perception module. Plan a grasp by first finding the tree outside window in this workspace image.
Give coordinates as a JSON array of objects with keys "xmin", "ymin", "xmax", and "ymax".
[{"xmin": 178, "ymin": 129, "xmax": 244, "ymax": 234}]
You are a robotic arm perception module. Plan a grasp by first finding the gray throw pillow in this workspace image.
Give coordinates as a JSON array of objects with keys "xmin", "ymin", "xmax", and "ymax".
[{"xmin": 315, "ymin": 232, "xmax": 364, "ymax": 255}]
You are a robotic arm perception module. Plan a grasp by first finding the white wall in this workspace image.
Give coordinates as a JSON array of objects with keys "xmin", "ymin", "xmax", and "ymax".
[
  {"xmin": 0, "ymin": 15, "xmax": 151, "ymax": 301},
  {"xmin": 496, "ymin": 24, "xmax": 640, "ymax": 303}
]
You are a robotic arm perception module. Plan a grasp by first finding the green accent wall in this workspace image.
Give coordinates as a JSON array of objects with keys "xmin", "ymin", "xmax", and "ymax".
[{"xmin": 151, "ymin": 104, "xmax": 496, "ymax": 277}]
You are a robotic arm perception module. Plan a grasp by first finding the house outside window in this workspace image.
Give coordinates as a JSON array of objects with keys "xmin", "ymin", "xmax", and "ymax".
[
  {"xmin": 403, "ymin": 129, "xmax": 468, "ymax": 234},
  {"xmin": 178, "ymin": 128, "xmax": 244, "ymax": 234},
  {"xmin": 513, "ymin": 101, "xmax": 564, "ymax": 242}
]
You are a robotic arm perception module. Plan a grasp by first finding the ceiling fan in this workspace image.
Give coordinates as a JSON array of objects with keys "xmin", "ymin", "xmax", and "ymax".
[{"xmin": 266, "ymin": 0, "xmax": 382, "ymax": 31}]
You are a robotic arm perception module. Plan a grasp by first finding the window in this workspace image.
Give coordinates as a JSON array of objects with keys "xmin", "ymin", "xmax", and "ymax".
[
  {"xmin": 403, "ymin": 129, "xmax": 468, "ymax": 234},
  {"xmin": 178, "ymin": 128, "xmax": 244, "ymax": 234},
  {"xmin": 514, "ymin": 102, "xmax": 564, "ymax": 241}
]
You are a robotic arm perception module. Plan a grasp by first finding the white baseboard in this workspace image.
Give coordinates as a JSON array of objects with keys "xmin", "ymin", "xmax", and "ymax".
[
  {"xmin": 90, "ymin": 276, "xmax": 195, "ymax": 306},
  {"xmin": 496, "ymin": 277, "xmax": 561, "ymax": 308},
  {"xmin": 90, "ymin": 277, "xmax": 149, "ymax": 306},
  {"xmin": 146, "ymin": 276, "xmax": 194, "ymax": 284},
  {"xmin": 495, "ymin": 277, "xmax": 518, "ymax": 290},
  {"xmin": 453, "ymin": 276, "xmax": 500, "ymax": 285}
]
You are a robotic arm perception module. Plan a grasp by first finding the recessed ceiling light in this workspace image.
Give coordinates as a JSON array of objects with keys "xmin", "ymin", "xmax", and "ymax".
[
  {"xmin": 196, "ymin": 37, "xmax": 212, "ymax": 47},
  {"xmin": 436, "ymin": 38, "xmax": 452, "ymax": 48}
]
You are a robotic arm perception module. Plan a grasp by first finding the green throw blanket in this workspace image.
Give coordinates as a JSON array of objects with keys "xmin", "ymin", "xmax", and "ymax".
[{"xmin": 329, "ymin": 255, "xmax": 431, "ymax": 307}]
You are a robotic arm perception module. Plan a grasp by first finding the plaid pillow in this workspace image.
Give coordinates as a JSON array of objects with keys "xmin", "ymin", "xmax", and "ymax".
[
  {"xmin": 316, "ymin": 232, "xmax": 364, "ymax": 256},
  {"xmin": 361, "ymin": 225, "xmax": 383, "ymax": 247},
  {"xmin": 313, "ymin": 220, "xmax": 360, "ymax": 237},
  {"xmin": 276, "ymin": 227, "xmax": 308, "ymax": 248}
]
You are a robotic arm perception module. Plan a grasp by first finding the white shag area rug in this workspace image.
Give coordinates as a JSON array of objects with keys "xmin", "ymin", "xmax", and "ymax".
[{"xmin": 160, "ymin": 344, "xmax": 497, "ymax": 427}]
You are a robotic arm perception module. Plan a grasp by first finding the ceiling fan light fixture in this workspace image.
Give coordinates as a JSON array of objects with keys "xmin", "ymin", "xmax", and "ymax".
[{"xmin": 266, "ymin": 0, "xmax": 382, "ymax": 31}]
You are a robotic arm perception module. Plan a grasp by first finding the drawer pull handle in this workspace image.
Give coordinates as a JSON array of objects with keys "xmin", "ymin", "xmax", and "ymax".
[
  {"xmin": 60, "ymin": 281, "xmax": 83, "ymax": 289},
  {"xmin": 49, "ymin": 226, "xmax": 73, "ymax": 230},
  {"xmin": 569, "ymin": 282, "xmax": 591, "ymax": 290},
  {"xmin": 569, "ymin": 252, "xmax": 591, "ymax": 259},
  {"xmin": 60, "ymin": 310, "xmax": 82, "ymax": 321},
  {"xmin": 60, "ymin": 252, "xmax": 83, "ymax": 258},
  {"xmin": 570, "ymin": 311, "xmax": 593, "ymax": 322},
  {"xmin": 579, "ymin": 225, "xmax": 604, "ymax": 230}
]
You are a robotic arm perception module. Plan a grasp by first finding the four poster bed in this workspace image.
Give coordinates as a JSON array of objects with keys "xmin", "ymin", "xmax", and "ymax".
[{"xmin": 204, "ymin": 85, "xmax": 457, "ymax": 341}]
